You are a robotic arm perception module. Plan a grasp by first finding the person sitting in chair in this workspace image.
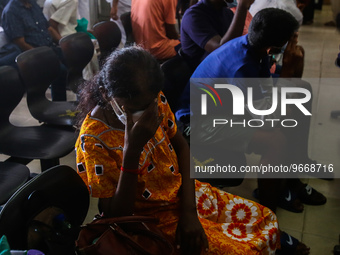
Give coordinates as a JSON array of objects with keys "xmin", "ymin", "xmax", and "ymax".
[
  {"xmin": 1, "ymin": 0, "xmax": 67, "ymax": 101},
  {"xmin": 75, "ymin": 46, "xmax": 280, "ymax": 254}
]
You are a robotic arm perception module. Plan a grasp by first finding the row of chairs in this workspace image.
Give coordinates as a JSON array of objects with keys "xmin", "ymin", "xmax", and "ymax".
[
  {"xmin": 0, "ymin": 16, "xmax": 127, "ymax": 205},
  {"xmin": 0, "ymin": 19, "xmax": 126, "ymax": 252},
  {"xmin": 0, "ymin": 64, "xmax": 78, "ymax": 214},
  {"xmin": 0, "ymin": 17, "xmax": 126, "ymax": 207}
]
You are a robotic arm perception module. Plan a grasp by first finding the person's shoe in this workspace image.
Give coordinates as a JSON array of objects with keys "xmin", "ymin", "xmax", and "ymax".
[
  {"xmin": 278, "ymin": 188, "xmax": 304, "ymax": 213},
  {"xmin": 324, "ymin": 20, "xmax": 336, "ymax": 26},
  {"xmin": 303, "ymin": 20, "xmax": 313, "ymax": 25},
  {"xmin": 252, "ymin": 188, "xmax": 304, "ymax": 213},
  {"xmin": 276, "ymin": 231, "xmax": 310, "ymax": 255},
  {"xmin": 297, "ymin": 184, "xmax": 327, "ymax": 206}
]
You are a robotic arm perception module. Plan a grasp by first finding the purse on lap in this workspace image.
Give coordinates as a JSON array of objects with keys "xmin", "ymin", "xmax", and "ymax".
[{"xmin": 75, "ymin": 215, "xmax": 174, "ymax": 255}]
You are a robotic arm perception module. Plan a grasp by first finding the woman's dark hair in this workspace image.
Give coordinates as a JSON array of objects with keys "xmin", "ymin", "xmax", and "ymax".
[
  {"xmin": 76, "ymin": 46, "xmax": 164, "ymax": 127},
  {"xmin": 248, "ymin": 8, "xmax": 300, "ymax": 49}
]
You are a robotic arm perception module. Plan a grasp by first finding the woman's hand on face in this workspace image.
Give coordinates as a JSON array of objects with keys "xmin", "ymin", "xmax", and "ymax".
[
  {"xmin": 124, "ymin": 98, "xmax": 164, "ymax": 151},
  {"xmin": 176, "ymin": 212, "xmax": 209, "ymax": 255}
]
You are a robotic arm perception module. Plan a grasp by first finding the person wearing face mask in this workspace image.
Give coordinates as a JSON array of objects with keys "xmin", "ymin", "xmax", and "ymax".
[
  {"xmin": 75, "ymin": 46, "xmax": 280, "ymax": 254},
  {"xmin": 190, "ymin": 8, "xmax": 329, "ymax": 254}
]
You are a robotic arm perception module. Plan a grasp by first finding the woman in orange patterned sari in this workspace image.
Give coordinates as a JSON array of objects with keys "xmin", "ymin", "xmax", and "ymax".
[{"xmin": 75, "ymin": 46, "xmax": 279, "ymax": 254}]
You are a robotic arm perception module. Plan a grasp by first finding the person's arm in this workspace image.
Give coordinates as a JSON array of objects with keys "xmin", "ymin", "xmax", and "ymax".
[
  {"xmin": 13, "ymin": 37, "xmax": 34, "ymax": 51},
  {"xmin": 110, "ymin": 0, "xmax": 119, "ymax": 20},
  {"xmin": 170, "ymin": 131, "xmax": 209, "ymax": 254},
  {"xmin": 165, "ymin": 23, "xmax": 179, "ymax": 39},
  {"xmin": 99, "ymin": 99, "xmax": 163, "ymax": 217},
  {"xmin": 164, "ymin": 0, "xmax": 180, "ymax": 40},
  {"xmin": 48, "ymin": 20, "xmax": 62, "ymax": 43},
  {"xmin": 204, "ymin": 0, "xmax": 254, "ymax": 53},
  {"xmin": 190, "ymin": 0, "xmax": 198, "ymax": 6},
  {"xmin": 280, "ymin": 32, "xmax": 304, "ymax": 78}
]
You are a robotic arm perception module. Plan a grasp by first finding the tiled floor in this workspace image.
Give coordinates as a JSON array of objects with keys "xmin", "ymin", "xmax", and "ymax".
[{"xmin": 1, "ymin": 4, "xmax": 340, "ymax": 255}]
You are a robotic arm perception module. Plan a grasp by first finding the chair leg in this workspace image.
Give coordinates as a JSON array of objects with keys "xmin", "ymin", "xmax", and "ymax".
[{"xmin": 40, "ymin": 158, "xmax": 60, "ymax": 171}]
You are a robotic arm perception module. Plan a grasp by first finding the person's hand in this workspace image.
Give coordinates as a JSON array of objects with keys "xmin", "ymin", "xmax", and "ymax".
[
  {"xmin": 110, "ymin": 5, "xmax": 119, "ymax": 20},
  {"xmin": 282, "ymin": 32, "xmax": 305, "ymax": 78},
  {"xmin": 238, "ymin": 0, "xmax": 255, "ymax": 10},
  {"xmin": 124, "ymin": 99, "xmax": 164, "ymax": 152},
  {"xmin": 175, "ymin": 211, "xmax": 209, "ymax": 254}
]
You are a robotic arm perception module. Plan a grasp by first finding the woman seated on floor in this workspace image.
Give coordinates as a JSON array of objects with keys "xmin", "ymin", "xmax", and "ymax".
[{"xmin": 75, "ymin": 46, "xmax": 279, "ymax": 254}]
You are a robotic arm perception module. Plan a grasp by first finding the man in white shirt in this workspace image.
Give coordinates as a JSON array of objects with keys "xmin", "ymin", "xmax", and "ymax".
[
  {"xmin": 43, "ymin": 0, "xmax": 78, "ymax": 42},
  {"xmin": 249, "ymin": 0, "xmax": 303, "ymax": 26}
]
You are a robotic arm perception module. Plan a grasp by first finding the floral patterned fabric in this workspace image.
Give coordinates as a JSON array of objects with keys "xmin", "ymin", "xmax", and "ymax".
[{"xmin": 75, "ymin": 92, "xmax": 279, "ymax": 254}]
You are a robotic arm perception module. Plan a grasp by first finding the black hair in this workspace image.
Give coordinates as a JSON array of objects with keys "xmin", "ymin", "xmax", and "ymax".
[
  {"xmin": 248, "ymin": 8, "xmax": 300, "ymax": 49},
  {"xmin": 76, "ymin": 46, "xmax": 164, "ymax": 127}
]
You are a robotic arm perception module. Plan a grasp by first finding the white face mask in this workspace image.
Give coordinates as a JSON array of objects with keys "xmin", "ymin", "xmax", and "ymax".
[{"xmin": 110, "ymin": 99, "xmax": 145, "ymax": 125}]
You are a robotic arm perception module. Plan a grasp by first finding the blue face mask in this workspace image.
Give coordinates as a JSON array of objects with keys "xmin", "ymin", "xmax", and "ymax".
[{"xmin": 226, "ymin": 0, "xmax": 238, "ymax": 8}]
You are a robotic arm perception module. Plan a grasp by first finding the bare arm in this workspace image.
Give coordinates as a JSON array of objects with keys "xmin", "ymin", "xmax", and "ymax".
[
  {"xmin": 204, "ymin": 0, "xmax": 254, "ymax": 53},
  {"xmin": 13, "ymin": 37, "xmax": 34, "ymax": 51},
  {"xmin": 99, "ymin": 99, "xmax": 163, "ymax": 217},
  {"xmin": 280, "ymin": 33, "xmax": 304, "ymax": 78},
  {"xmin": 165, "ymin": 23, "xmax": 179, "ymax": 40},
  {"xmin": 171, "ymin": 131, "xmax": 209, "ymax": 254},
  {"xmin": 110, "ymin": 0, "xmax": 119, "ymax": 20},
  {"xmin": 48, "ymin": 20, "xmax": 62, "ymax": 43}
]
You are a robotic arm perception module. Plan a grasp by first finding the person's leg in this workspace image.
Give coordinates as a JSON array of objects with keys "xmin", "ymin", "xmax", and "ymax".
[
  {"xmin": 281, "ymin": 80, "xmax": 327, "ymax": 205},
  {"xmin": 248, "ymin": 129, "xmax": 310, "ymax": 254},
  {"xmin": 248, "ymin": 128, "xmax": 287, "ymax": 212},
  {"xmin": 303, "ymin": 0, "xmax": 315, "ymax": 25},
  {"xmin": 281, "ymin": 79, "xmax": 312, "ymax": 163}
]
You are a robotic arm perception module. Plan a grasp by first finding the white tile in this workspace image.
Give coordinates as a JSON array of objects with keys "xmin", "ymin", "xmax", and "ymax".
[
  {"xmin": 303, "ymin": 197, "xmax": 340, "ymax": 239},
  {"xmin": 302, "ymin": 233, "xmax": 338, "ymax": 255},
  {"xmin": 276, "ymin": 208, "xmax": 306, "ymax": 233}
]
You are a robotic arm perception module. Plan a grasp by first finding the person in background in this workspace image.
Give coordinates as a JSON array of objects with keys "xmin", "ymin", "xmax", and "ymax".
[
  {"xmin": 180, "ymin": 0, "xmax": 254, "ymax": 71},
  {"xmin": 228, "ymin": 0, "xmax": 253, "ymax": 36},
  {"xmin": 43, "ymin": 0, "xmax": 99, "ymax": 80},
  {"xmin": 43, "ymin": 0, "xmax": 78, "ymax": 43},
  {"xmin": 1, "ymin": 0, "xmax": 67, "ymax": 101},
  {"xmin": 107, "ymin": 0, "xmax": 131, "ymax": 48},
  {"xmin": 249, "ymin": 0, "xmax": 304, "ymax": 26},
  {"xmin": 190, "ymin": 8, "xmax": 328, "ymax": 254},
  {"xmin": 75, "ymin": 46, "xmax": 279, "ymax": 255},
  {"xmin": 131, "ymin": 0, "xmax": 180, "ymax": 61},
  {"xmin": 175, "ymin": 0, "xmax": 254, "ymax": 133},
  {"xmin": 301, "ymin": 0, "xmax": 314, "ymax": 25}
]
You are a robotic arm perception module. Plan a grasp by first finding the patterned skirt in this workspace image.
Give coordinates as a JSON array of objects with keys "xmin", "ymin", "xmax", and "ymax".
[{"xmin": 155, "ymin": 181, "xmax": 279, "ymax": 255}]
